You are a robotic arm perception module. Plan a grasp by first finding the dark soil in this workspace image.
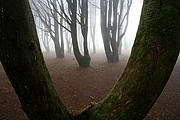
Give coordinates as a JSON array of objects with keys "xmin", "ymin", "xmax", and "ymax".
[{"xmin": 0, "ymin": 52, "xmax": 180, "ymax": 120}]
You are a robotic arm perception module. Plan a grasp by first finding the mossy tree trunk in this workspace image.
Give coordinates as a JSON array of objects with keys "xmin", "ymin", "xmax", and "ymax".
[
  {"xmin": 0, "ymin": 0, "xmax": 180, "ymax": 120},
  {"xmin": 86, "ymin": 0, "xmax": 180, "ymax": 119},
  {"xmin": 0, "ymin": 0, "xmax": 71, "ymax": 119}
]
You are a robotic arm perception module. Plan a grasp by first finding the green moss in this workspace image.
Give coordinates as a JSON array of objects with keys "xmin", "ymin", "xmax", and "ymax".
[{"xmin": 88, "ymin": 1, "xmax": 180, "ymax": 120}]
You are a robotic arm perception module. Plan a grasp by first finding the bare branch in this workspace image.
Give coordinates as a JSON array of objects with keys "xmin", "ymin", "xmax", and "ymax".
[{"xmin": 88, "ymin": 1, "xmax": 100, "ymax": 9}]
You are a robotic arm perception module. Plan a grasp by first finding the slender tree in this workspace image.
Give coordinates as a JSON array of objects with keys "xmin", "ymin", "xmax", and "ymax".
[
  {"xmin": 89, "ymin": 0, "xmax": 99, "ymax": 53},
  {"xmin": 46, "ymin": 0, "xmax": 91, "ymax": 67},
  {"xmin": 0, "ymin": 0, "xmax": 180, "ymax": 120},
  {"xmin": 100, "ymin": 0, "xmax": 132, "ymax": 62},
  {"xmin": 32, "ymin": 0, "xmax": 64, "ymax": 58},
  {"xmin": 32, "ymin": 10, "xmax": 51, "ymax": 53},
  {"xmin": 66, "ymin": 0, "xmax": 91, "ymax": 67},
  {"xmin": 41, "ymin": 30, "xmax": 51, "ymax": 53}
]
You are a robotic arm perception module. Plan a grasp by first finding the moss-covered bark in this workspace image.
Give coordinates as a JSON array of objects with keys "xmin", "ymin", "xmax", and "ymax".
[
  {"xmin": 0, "ymin": 0, "xmax": 72, "ymax": 119},
  {"xmin": 87, "ymin": 0, "xmax": 180, "ymax": 119},
  {"xmin": 1, "ymin": 0, "xmax": 180, "ymax": 120}
]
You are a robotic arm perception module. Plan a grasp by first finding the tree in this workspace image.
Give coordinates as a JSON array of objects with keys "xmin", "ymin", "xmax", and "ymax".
[
  {"xmin": 0, "ymin": 0, "xmax": 71, "ymax": 119},
  {"xmin": 31, "ymin": 0, "xmax": 64, "ymax": 58},
  {"xmin": 86, "ymin": 0, "xmax": 180, "ymax": 119},
  {"xmin": 0, "ymin": 0, "xmax": 180, "ymax": 120},
  {"xmin": 100, "ymin": 0, "xmax": 132, "ymax": 62},
  {"xmin": 45, "ymin": 0, "xmax": 91, "ymax": 67},
  {"xmin": 66, "ymin": 0, "xmax": 91, "ymax": 67},
  {"xmin": 89, "ymin": 0, "xmax": 99, "ymax": 53},
  {"xmin": 32, "ymin": 10, "xmax": 51, "ymax": 53},
  {"xmin": 41, "ymin": 29, "xmax": 51, "ymax": 53}
]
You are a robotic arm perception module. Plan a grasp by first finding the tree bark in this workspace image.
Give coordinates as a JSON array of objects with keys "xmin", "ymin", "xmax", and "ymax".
[
  {"xmin": 0, "ymin": 0, "xmax": 71, "ymax": 119},
  {"xmin": 1, "ymin": 0, "xmax": 180, "ymax": 120},
  {"xmin": 67, "ymin": 0, "xmax": 91, "ymax": 67},
  {"xmin": 87, "ymin": 0, "xmax": 180, "ymax": 119}
]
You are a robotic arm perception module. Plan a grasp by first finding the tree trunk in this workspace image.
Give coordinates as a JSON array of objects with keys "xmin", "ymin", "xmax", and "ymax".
[
  {"xmin": 54, "ymin": 39, "xmax": 63, "ymax": 58},
  {"xmin": 65, "ymin": 30, "xmax": 72, "ymax": 53},
  {"xmin": 1, "ymin": 0, "xmax": 180, "ymax": 120},
  {"xmin": 100, "ymin": 0, "xmax": 132, "ymax": 63},
  {"xmin": 100, "ymin": 0, "xmax": 119, "ymax": 63},
  {"xmin": 89, "ymin": 0, "xmax": 97, "ymax": 54},
  {"xmin": 0, "ymin": 0, "xmax": 72, "ymax": 119},
  {"xmin": 87, "ymin": 0, "xmax": 180, "ymax": 119},
  {"xmin": 67, "ymin": 0, "xmax": 91, "ymax": 67},
  {"xmin": 71, "ymin": 22, "xmax": 90, "ymax": 67},
  {"xmin": 81, "ymin": 0, "xmax": 91, "ymax": 66},
  {"xmin": 44, "ymin": 33, "xmax": 50, "ymax": 53},
  {"xmin": 60, "ymin": 16, "xmax": 65, "ymax": 57},
  {"xmin": 53, "ymin": 0, "xmax": 64, "ymax": 58}
]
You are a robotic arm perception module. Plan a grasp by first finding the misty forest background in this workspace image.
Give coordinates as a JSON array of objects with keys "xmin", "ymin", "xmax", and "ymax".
[{"xmin": 29, "ymin": 0, "xmax": 143, "ymax": 62}]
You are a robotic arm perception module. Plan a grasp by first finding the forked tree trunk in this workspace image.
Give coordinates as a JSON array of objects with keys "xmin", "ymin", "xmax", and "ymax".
[
  {"xmin": 0, "ymin": 0, "xmax": 71, "ymax": 119},
  {"xmin": 101, "ymin": 0, "xmax": 120, "ymax": 63},
  {"xmin": 100, "ymin": 0, "xmax": 132, "ymax": 63},
  {"xmin": 86, "ymin": 0, "xmax": 180, "ymax": 119},
  {"xmin": 67, "ymin": 0, "xmax": 91, "ymax": 67},
  {"xmin": 0, "ymin": 0, "xmax": 180, "ymax": 120}
]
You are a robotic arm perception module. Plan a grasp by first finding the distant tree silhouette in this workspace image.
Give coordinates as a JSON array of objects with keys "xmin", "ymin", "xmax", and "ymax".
[
  {"xmin": 89, "ymin": 0, "xmax": 99, "ymax": 53},
  {"xmin": 100, "ymin": 0, "xmax": 132, "ymax": 62},
  {"xmin": 66, "ymin": 0, "xmax": 91, "ymax": 67},
  {"xmin": 31, "ymin": 0, "xmax": 65, "ymax": 58},
  {"xmin": 38, "ymin": 0, "xmax": 91, "ymax": 67}
]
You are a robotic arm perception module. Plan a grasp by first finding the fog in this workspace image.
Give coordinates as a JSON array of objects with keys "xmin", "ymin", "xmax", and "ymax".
[
  {"xmin": 94, "ymin": 0, "xmax": 143, "ymax": 53},
  {"xmin": 34, "ymin": 0, "xmax": 143, "ymax": 54},
  {"xmin": 123, "ymin": 0, "xmax": 143, "ymax": 50}
]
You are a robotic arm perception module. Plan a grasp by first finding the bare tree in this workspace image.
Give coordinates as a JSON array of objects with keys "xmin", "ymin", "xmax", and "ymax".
[
  {"xmin": 89, "ymin": 0, "xmax": 99, "ymax": 53},
  {"xmin": 31, "ymin": 0, "xmax": 64, "ymax": 58},
  {"xmin": 65, "ymin": 0, "xmax": 91, "ymax": 67},
  {"xmin": 29, "ymin": 0, "xmax": 51, "ymax": 53},
  {"xmin": 41, "ymin": 28, "xmax": 51, "ymax": 52},
  {"xmin": 44, "ymin": 0, "xmax": 91, "ymax": 67},
  {"xmin": 101, "ymin": 0, "xmax": 132, "ymax": 62}
]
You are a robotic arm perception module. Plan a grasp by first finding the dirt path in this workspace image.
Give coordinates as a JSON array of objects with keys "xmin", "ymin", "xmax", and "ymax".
[{"xmin": 0, "ymin": 52, "xmax": 179, "ymax": 120}]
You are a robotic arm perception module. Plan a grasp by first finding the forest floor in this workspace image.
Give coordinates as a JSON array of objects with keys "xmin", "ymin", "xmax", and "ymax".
[{"xmin": 0, "ymin": 51, "xmax": 180, "ymax": 120}]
